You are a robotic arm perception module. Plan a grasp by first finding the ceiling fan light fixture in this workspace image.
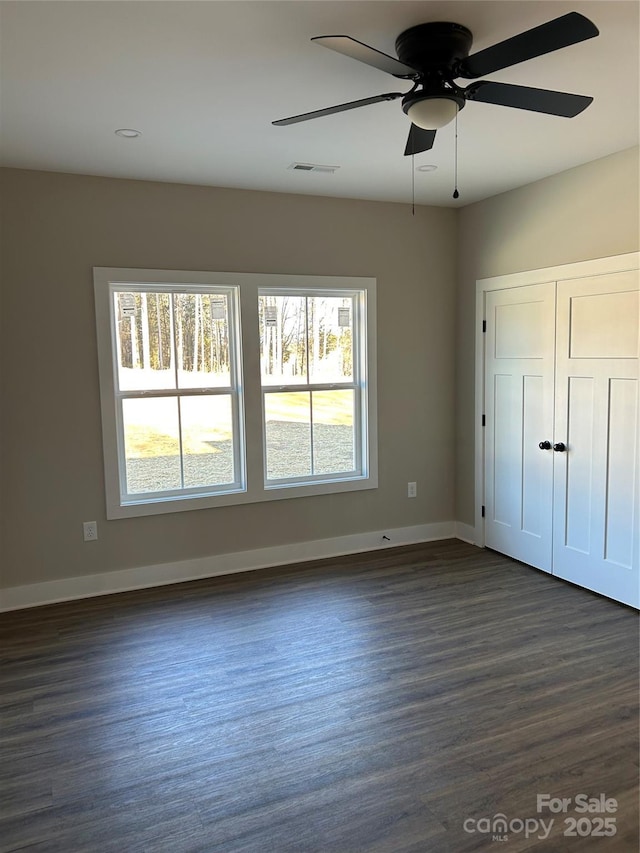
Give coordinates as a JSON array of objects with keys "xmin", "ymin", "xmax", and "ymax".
[{"xmin": 405, "ymin": 96, "xmax": 460, "ymax": 130}]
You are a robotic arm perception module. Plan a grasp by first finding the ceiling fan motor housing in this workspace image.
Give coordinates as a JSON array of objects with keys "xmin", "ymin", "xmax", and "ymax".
[
  {"xmin": 395, "ymin": 22, "xmax": 473, "ymax": 72},
  {"xmin": 397, "ymin": 22, "xmax": 471, "ymax": 123}
]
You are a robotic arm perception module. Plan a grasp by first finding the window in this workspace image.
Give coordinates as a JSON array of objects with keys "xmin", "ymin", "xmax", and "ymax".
[
  {"xmin": 259, "ymin": 291, "xmax": 364, "ymax": 486},
  {"xmin": 94, "ymin": 269, "xmax": 377, "ymax": 518},
  {"xmin": 109, "ymin": 285, "xmax": 243, "ymax": 505}
]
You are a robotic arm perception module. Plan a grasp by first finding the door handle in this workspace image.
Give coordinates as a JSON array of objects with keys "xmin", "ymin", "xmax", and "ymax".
[
  {"xmin": 553, "ymin": 442, "xmax": 566, "ymax": 452},
  {"xmin": 538, "ymin": 440, "xmax": 552, "ymax": 450}
]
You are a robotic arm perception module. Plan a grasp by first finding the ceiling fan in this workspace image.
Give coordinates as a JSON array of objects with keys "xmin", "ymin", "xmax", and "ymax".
[{"xmin": 273, "ymin": 12, "xmax": 599, "ymax": 156}]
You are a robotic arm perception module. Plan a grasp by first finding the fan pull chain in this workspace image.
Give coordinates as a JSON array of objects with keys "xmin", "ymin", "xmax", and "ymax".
[
  {"xmin": 453, "ymin": 108, "xmax": 460, "ymax": 200},
  {"xmin": 412, "ymin": 152, "xmax": 415, "ymax": 216}
]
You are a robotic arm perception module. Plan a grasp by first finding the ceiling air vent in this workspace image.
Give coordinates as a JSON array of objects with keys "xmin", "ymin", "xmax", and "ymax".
[{"xmin": 288, "ymin": 162, "xmax": 340, "ymax": 174}]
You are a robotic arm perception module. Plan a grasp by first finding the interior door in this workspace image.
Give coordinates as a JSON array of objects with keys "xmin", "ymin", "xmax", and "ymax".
[
  {"xmin": 552, "ymin": 271, "xmax": 639, "ymax": 607},
  {"xmin": 484, "ymin": 282, "xmax": 556, "ymax": 572}
]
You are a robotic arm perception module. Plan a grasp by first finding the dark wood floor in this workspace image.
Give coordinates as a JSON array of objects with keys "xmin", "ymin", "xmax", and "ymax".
[{"xmin": 1, "ymin": 539, "xmax": 638, "ymax": 852}]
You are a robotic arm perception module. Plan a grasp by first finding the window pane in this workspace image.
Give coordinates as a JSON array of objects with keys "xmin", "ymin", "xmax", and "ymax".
[
  {"xmin": 259, "ymin": 295, "xmax": 307, "ymax": 386},
  {"xmin": 264, "ymin": 392, "xmax": 311, "ymax": 480},
  {"xmin": 309, "ymin": 296, "xmax": 354, "ymax": 383},
  {"xmin": 123, "ymin": 397, "xmax": 181, "ymax": 493},
  {"xmin": 181, "ymin": 396, "xmax": 235, "ymax": 487},
  {"xmin": 114, "ymin": 292, "xmax": 175, "ymax": 391},
  {"xmin": 176, "ymin": 294, "xmax": 232, "ymax": 389},
  {"xmin": 312, "ymin": 390, "xmax": 356, "ymax": 475}
]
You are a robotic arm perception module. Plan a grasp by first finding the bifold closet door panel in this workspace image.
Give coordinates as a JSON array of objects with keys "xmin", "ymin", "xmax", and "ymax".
[
  {"xmin": 553, "ymin": 271, "xmax": 639, "ymax": 608},
  {"xmin": 484, "ymin": 282, "xmax": 556, "ymax": 573}
]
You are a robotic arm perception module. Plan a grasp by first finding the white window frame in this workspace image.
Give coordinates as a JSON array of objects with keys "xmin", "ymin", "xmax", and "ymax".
[
  {"xmin": 109, "ymin": 282, "xmax": 245, "ymax": 507},
  {"xmin": 259, "ymin": 287, "xmax": 368, "ymax": 489},
  {"xmin": 94, "ymin": 268, "xmax": 378, "ymax": 519}
]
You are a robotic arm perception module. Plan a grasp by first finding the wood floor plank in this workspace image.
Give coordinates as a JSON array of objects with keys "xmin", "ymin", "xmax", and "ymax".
[{"xmin": 1, "ymin": 540, "xmax": 638, "ymax": 851}]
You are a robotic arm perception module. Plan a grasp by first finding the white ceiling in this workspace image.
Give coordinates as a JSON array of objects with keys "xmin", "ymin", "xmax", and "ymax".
[{"xmin": 0, "ymin": 1, "xmax": 638, "ymax": 206}]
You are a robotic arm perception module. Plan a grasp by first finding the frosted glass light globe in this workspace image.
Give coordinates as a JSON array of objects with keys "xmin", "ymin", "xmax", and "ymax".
[{"xmin": 407, "ymin": 98, "xmax": 458, "ymax": 130}]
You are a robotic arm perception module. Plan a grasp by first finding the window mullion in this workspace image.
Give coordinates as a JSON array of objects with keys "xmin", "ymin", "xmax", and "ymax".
[
  {"xmin": 304, "ymin": 296, "xmax": 310, "ymax": 384},
  {"xmin": 309, "ymin": 389, "xmax": 315, "ymax": 477},
  {"xmin": 177, "ymin": 398, "xmax": 185, "ymax": 489},
  {"xmin": 227, "ymin": 292, "xmax": 244, "ymax": 488},
  {"xmin": 261, "ymin": 382, "xmax": 355, "ymax": 394},
  {"xmin": 305, "ymin": 297, "xmax": 315, "ymax": 476},
  {"xmin": 350, "ymin": 293, "xmax": 361, "ymax": 474},
  {"xmin": 115, "ymin": 387, "xmax": 233, "ymax": 401},
  {"xmin": 170, "ymin": 292, "xmax": 185, "ymax": 488},
  {"xmin": 170, "ymin": 292, "xmax": 178, "ymax": 391}
]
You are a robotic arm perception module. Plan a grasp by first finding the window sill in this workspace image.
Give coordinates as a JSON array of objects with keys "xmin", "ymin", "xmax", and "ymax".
[{"xmin": 106, "ymin": 474, "xmax": 378, "ymax": 520}]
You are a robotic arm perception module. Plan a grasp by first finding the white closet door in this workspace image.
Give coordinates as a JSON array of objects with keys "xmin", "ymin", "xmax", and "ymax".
[
  {"xmin": 485, "ymin": 282, "xmax": 556, "ymax": 572},
  {"xmin": 553, "ymin": 271, "xmax": 639, "ymax": 607}
]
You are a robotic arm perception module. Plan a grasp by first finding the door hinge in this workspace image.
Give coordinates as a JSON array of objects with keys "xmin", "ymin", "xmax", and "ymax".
[
  {"xmin": 482, "ymin": 320, "xmax": 486, "ymax": 333},
  {"xmin": 482, "ymin": 414, "xmax": 486, "ymax": 426},
  {"xmin": 481, "ymin": 505, "xmax": 485, "ymax": 517}
]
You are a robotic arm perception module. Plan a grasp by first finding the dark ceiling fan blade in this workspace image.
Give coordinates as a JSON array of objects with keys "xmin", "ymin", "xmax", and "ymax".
[
  {"xmin": 404, "ymin": 125, "xmax": 436, "ymax": 156},
  {"xmin": 312, "ymin": 35, "xmax": 418, "ymax": 78},
  {"xmin": 465, "ymin": 81, "xmax": 593, "ymax": 117},
  {"xmin": 458, "ymin": 12, "xmax": 599, "ymax": 79},
  {"xmin": 272, "ymin": 92, "xmax": 402, "ymax": 126}
]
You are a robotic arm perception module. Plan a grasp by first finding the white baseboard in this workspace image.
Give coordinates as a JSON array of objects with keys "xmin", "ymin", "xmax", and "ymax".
[
  {"xmin": 0, "ymin": 521, "xmax": 458, "ymax": 611},
  {"xmin": 454, "ymin": 521, "xmax": 477, "ymax": 545}
]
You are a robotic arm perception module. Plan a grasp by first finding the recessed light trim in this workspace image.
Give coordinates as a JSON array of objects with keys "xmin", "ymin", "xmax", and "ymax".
[
  {"xmin": 416, "ymin": 164, "xmax": 438, "ymax": 172},
  {"xmin": 115, "ymin": 128, "xmax": 141, "ymax": 138}
]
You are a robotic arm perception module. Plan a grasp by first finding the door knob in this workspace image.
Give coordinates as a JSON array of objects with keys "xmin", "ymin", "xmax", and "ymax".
[
  {"xmin": 538, "ymin": 440, "xmax": 552, "ymax": 450},
  {"xmin": 553, "ymin": 442, "xmax": 566, "ymax": 452}
]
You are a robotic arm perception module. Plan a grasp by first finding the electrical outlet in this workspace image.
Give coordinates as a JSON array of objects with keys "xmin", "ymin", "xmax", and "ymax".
[
  {"xmin": 83, "ymin": 521, "xmax": 98, "ymax": 542},
  {"xmin": 408, "ymin": 482, "xmax": 417, "ymax": 498}
]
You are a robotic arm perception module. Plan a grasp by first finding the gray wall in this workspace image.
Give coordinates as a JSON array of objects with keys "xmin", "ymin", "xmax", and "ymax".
[
  {"xmin": 2, "ymin": 148, "xmax": 638, "ymax": 591},
  {"xmin": 455, "ymin": 147, "xmax": 640, "ymax": 526},
  {"xmin": 0, "ymin": 168, "xmax": 457, "ymax": 588}
]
